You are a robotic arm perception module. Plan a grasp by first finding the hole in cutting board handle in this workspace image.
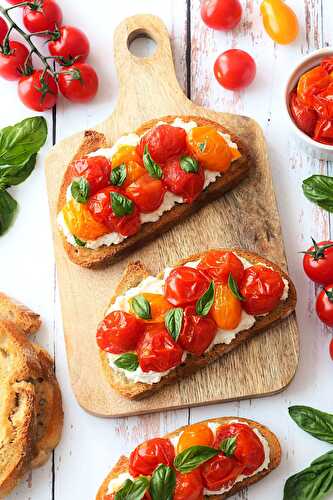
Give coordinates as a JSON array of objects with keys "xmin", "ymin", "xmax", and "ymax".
[{"xmin": 127, "ymin": 29, "xmax": 157, "ymax": 58}]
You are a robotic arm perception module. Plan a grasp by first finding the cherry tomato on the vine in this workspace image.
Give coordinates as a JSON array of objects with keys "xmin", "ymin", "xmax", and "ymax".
[
  {"xmin": 96, "ymin": 310, "xmax": 144, "ymax": 354},
  {"xmin": 18, "ymin": 69, "xmax": 58, "ymax": 111},
  {"xmin": 48, "ymin": 25, "xmax": 90, "ymax": 64},
  {"xmin": 0, "ymin": 41, "xmax": 29, "ymax": 81},
  {"xmin": 174, "ymin": 470, "xmax": 204, "ymax": 500},
  {"xmin": 23, "ymin": 0, "xmax": 63, "ymax": 34},
  {"xmin": 330, "ymin": 338, "xmax": 333, "ymax": 360},
  {"xmin": 137, "ymin": 124, "xmax": 187, "ymax": 164},
  {"xmin": 126, "ymin": 173, "xmax": 166, "ymax": 213},
  {"xmin": 129, "ymin": 438, "xmax": 175, "ymax": 477},
  {"xmin": 163, "ymin": 156, "xmax": 205, "ymax": 203},
  {"xmin": 137, "ymin": 326, "xmax": 183, "ymax": 373},
  {"xmin": 214, "ymin": 49, "xmax": 256, "ymax": 91},
  {"xmin": 316, "ymin": 285, "xmax": 333, "ymax": 328},
  {"xmin": 0, "ymin": 17, "xmax": 8, "ymax": 44},
  {"xmin": 201, "ymin": 0, "xmax": 242, "ymax": 31},
  {"xmin": 260, "ymin": 0, "xmax": 299, "ymax": 45},
  {"xmin": 302, "ymin": 240, "xmax": 333, "ymax": 286},
  {"xmin": 58, "ymin": 62, "xmax": 98, "ymax": 103},
  {"xmin": 165, "ymin": 266, "xmax": 210, "ymax": 307},
  {"xmin": 240, "ymin": 265, "xmax": 284, "ymax": 315},
  {"xmin": 6, "ymin": 0, "xmax": 25, "ymax": 4},
  {"xmin": 69, "ymin": 156, "xmax": 111, "ymax": 195}
]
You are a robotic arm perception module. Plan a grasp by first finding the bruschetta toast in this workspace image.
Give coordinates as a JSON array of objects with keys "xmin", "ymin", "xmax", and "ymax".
[
  {"xmin": 96, "ymin": 417, "xmax": 281, "ymax": 500},
  {"xmin": 57, "ymin": 116, "xmax": 250, "ymax": 268},
  {"xmin": 97, "ymin": 249, "xmax": 297, "ymax": 400}
]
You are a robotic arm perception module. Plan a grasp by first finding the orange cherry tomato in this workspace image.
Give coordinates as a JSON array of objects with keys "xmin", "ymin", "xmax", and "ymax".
[
  {"xmin": 122, "ymin": 161, "xmax": 146, "ymax": 188},
  {"xmin": 177, "ymin": 423, "xmax": 214, "ymax": 454},
  {"xmin": 140, "ymin": 293, "xmax": 172, "ymax": 323},
  {"xmin": 62, "ymin": 199, "xmax": 109, "ymax": 241},
  {"xmin": 260, "ymin": 0, "xmax": 299, "ymax": 45},
  {"xmin": 187, "ymin": 126, "xmax": 232, "ymax": 172},
  {"xmin": 112, "ymin": 145, "xmax": 143, "ymax": 168},
  {"xmin": 210, "ymin": 283, "xmax": 241, "ymax": 330}
]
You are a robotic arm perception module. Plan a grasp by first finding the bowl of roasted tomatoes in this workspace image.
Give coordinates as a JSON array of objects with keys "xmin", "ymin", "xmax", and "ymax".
[{"xmin": 285, "ymin": 47, "xmax": 333, "ymax": 160}]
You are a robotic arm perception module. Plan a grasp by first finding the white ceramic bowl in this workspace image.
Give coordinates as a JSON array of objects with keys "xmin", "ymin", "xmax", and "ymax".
[{"xmin": 284, "ymin": 47, "xmax": 333, "ymax": 160}]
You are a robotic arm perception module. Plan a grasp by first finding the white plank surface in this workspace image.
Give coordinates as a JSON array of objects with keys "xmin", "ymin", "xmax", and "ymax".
[{"xmin": 1, "ymin": 0, "xmax": 332, "ymax": 498}]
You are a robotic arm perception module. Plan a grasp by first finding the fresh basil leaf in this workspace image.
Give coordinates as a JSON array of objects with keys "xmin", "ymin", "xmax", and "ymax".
[
  {"xmin": 0, "ymin": 154, "xmax": 37, "ymax": 189},
  {"xmin": 302, "ymin": 175, "xmax": 333, "ymax": 213},
  {"xmin": 196, "ymin": 282, "xmax": 215, "ymax": 316},
  {"xmin": 174, "ymin": 445, "xmax": 219, "ymax": 473},
  {"xmin": 199, "ymin": 142, "xmax": 206, "ymax": 152},
  {"xmin": 0, "ymin": 117, "xmax": 47, "ymax": 166},
  {"xmin": 150, "ymin": 464, "xmax": 176, "ymax": 500},
  {"xmin": 289, "ymin": 406, "xmax": 333, "ymax": 444},
  {"xmin": 111, "ymin": 164, "xmax": 127, "ymax": 187},
  {"xmin": 111, "ymin": 192, "xmax": 133, "ymax": 216},
  {"xmin": 0, "ymin": 190, "xmax": 18, "ymax": 235},
  {"xmin": 115, "ymin": 477, "xmax": 150, "ymax": 500},
  {"xmin": 131, "ymin": 295, "xmax": 151, "ymax": 320},
  {"xmin": 220, "ymin": 436, "xmax": 237, "ymax": 457},
  {"xmin": 71, "ymin": 178, "xmax": 89, "ymax": 204},
  {"xmin": 143, "ymin": 145, "xmax": 163, "ymax": 179},
  {"xmin": 73, "ymin": 235, "xmax": 86, "ymax": 247},
  {"xmin": 165, "ymin": 308, "xmax": 183, "ymax": 341},
  {"xmin": 114, "ymin": 352, "xmax": 139, "ymax": 372},
  {"xmin": 180, "ymin": 156, "xmax": 199, "ymax": 174},
  {"xmin": 228, "ymin": 273, "xmax": 245, "ymax": 301}
]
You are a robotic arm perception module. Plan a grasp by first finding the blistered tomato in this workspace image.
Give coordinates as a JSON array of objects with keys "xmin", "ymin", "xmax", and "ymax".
[
  {"xmin": 174, "ymin": 469, "xmax": 204, "ymax": 500},
  {"xmin": 289, "ymin": 91, "xmax": 317, "ymax": 136},
  {"xmin": 112, "ymin": 145, "xmax": 143, "ymax": 167},
  {"xmin": 297, "ymin": 66, "xmax": 331, "ymax": 108},
  {"xmin": 165, "ymin": 266, "xmax": 210, "ymax": 307},
  {"xmin": 177, "ymin": 423, "xmax": 214, "ymax": 454},
  {"xmin": 260, "ymin": 0, "xmax": 298, "ymax": 45},
  {"xmin": 69, "ymin": 156, "xmax": 111, "ymax": 195},
  {"xmin": 137, "ymin": 326, "xmax": 183, "ymax": 373},
  {"xmin": 198, "ymin": 250, "xmax": 244, "ymax": 285},
  {"xmin": 163, "ymin": 156, "xmax": 205, "ymax": 203},
  {"xmin": 137, "ymin": 124, "xmax": 187, "ymax": 164},
  {"xmin": 240, "ymin": 265, "xmax": 284, "ymax": 315},
  {"xmin": 96, "ymin": 311, "xmax": 144, "ymax": 354},
  {"xmin": 138, "ymin": 293, "xmax": 172, "ymax": 323},
  {"xmin": 210, "ymin": 283, "xmax": 241, "ymax": 330},
  {"xmin": 129, "ymin": 438, "xmax": 175, "ymax": 477},
  {"xmin": 201, "ymin": 453, "xmax": 244, "ymax": 491},
  {"xmin": 126, "ymin": 173, "xmax": 166, "ymax": 212},
  {"xmin": 179, "ymin": 306, "xmax": 217, "ymax": 356},
  {"xmin": 62, "ymin": 199, "xmax": 109, "ymax": 241},
  {"xmin": 187, "ymin": 126, "xmax": 233, "ymax": 171}
]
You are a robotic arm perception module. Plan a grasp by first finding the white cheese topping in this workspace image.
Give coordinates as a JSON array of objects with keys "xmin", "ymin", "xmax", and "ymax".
[{"xmin": 106, "ymin": 472, "xmax": 133, "ymax": 495}]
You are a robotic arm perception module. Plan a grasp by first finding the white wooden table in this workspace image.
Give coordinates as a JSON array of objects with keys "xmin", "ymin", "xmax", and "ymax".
[{"xmin": 1, "ymin": 0, "xmax": 333, "ymax": 498}]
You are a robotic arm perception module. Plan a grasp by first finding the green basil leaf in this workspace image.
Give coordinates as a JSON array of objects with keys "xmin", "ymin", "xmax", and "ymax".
[
  {"xmin": 165, "ymin": 308, "xmax": 183, "ymax": 341},
  {"xmin": 131, "ymin": 295, "xmax": 151, "ymax": 320},
  {"xmin": 0, "ymin": 154, "xmax": 37, "ymax": 189},
  {"xmin": 150, "ymin": 464, "xmax": 176, "ymax": 500},
  {"xmin": 114, "ymin": 352, "xmax": 139, "ymax": 372},
  {"xmin": 283, "ymin": 451, "xmax": 333, "ymax": 500},
  {"xmin": 228, "ymin": 273, "xmax": 245, "ymax": 301},
  {"xmin": 111, "ymin": 164, "xmax": 127, "ymax": 187},
  {"xmin": 289, "ymin": 406, "xmax": 333, "ymax": 444},
  {"xmin": 115, "ymin": 477, "xmax": 150, "ymax": 500},
  {"xmin": 220, "ymin": 436, "xmax": 237, "ymax": 457},
  {"xmin": 174, "ymin": 445, "xmax": 219, "ymax": 473},
  {"xmin": 71, "ymin": 178, "xmax": 89, "ymax": 204},
  {"xmin": 143, "ymin": 145, "xmax": 163, "ymax": 179},
  {"xmin": 196, "ymin": 282, "xmax": 215, "ymax": 316},
  {"xmin": 199, "ymin": 142, "xmax": 206, "ymax": 152},
  {"xmin": 180, "ymin": 156, "xmax": 199, "ymax": 174},
  {"xmin": 302, "ymin": 175, "xmax": 333, "ymax": 213},
  {"xmin": 73, "ymin": 235, "xmax": 86, "ymax": 247},
  {"xmin": 0, "ymin": 190, "xmax": 18, "ymax": 236},
  {"xmin": 111, "ymin": 192, "xmax": 133, "ymax": 216},
  {"xmin": 0, "ymin": 117, "xmax": 47, "ymax": 166}
]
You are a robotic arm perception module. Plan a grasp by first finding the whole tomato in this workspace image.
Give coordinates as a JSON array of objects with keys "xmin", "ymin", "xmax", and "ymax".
[
  {"xmin": 96, "ymin": 311, "xmax": 144, "ymax": 354},
  {"xmin": 23, "ymin": 0, "xmax": 63, "ymax": 34},
  {"xmin": 165, "ymin": 266, "xmax": 210, "ymax": 307},
  {"xmin": 69, "ymin": 156, "xmax": 111, "ymax": 195},
  {"xmin": 129, "ymin": 438, "xmax": 175, "ymax": 477},
  {"xmin": 198, "ymin": 250, "xmax": 244, "ymax": 285},
  {"xmin": 137, "ymin": 124, "xmax": 187, "ymax": 164},
  {"xmin": 316, "ymin": 286, "xmax": 333, "ymax": 328},
  {"xmin": 0, "ymin": 41, "xmax": 29, "ymax": 81},
  {"xmin": 330, "ymin": 338, "xmax": 333, "ymax": 360},
  {"xmin": 179, "ymin": 305, "xmax": 217, "ymax": 356},
  {"xmin": 0, "ymin": 17, "xmax": 8, "ymax": 44},
  {"xmin": 137, "ymin": 326, "xmax": 183, "ymax": 373},
  {"xmin": 289, "ymin": 90, "xmax": 318, "ymax": 136},
  {"xmin": 48, "ymin": 25, "xmax": 90, "ymax": 64},
  {"xmin": 260, "ymin": 0, "xmax": 299, "ymax": 45},
  {"xmin": 240, "ymin": 265, "xmax": 284, "ymax": 315},
  {"xmin": 201, "ymin": 453, "xmax": 244, "ymax": 491},
  {"xmin": 58, "ymin": 63, "xmax": 99, "ymax": 103},
  {"xmin": 214, "ymin": 49, "xmax": 256, "ymax": 91},
  {"xmin": 174, "ymin": 469, "xmax": 204, "ymax": 500},
  {"xmin": 18, "ymin": 69, "xmax": 58, "ymax": 111},
  {"xmin": 163, "ymin": 156, "xmax": 205, "ymax": 203},
  {"xmin": 201, "ymin": 0, "xmax": 242, "ymax": 31},
  {"xmin": 303, "ymin": 239, "xmax": 333, "ymax": 286},
  {"xmin": 126, "ymin": 173, "xmax": 166, "ymax": 213}
]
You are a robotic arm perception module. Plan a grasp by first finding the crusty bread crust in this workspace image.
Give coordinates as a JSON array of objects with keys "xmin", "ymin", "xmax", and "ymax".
[
  {"xmin": 99, "ymin": 249, "xmax": 297, "ymax": 400},
  {"xmin": 96, "ymin": 417, "xmax": 281, "ymax": 500},
  {"xmin": 0, "ymin": 292, "xmax": 41, "ymax": 335},
  {"xmin": 57, "ymin": 116, "xmax": 251, "ymax": 268}
]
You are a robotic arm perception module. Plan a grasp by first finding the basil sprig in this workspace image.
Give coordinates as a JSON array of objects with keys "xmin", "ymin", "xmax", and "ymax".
[
  {"xmin": 71, "ymin": 177, "xmax": 89, "ymax": 204},
  {"xmin": 143, "ymin": 145, "xmax": 163, "ymax": 179},
  {"xmin": 228, "ymin": 273, "xmax": 245, "ymax": 301},
  {"xmin": 220, "ymin": 437, "xmax": 237, "ymax": 457},
  {"xmin": 174, "ymin": 445, "xmax": 219, "ymax": 473},
  {"xmin": 111, "ymin": 192, "xmax": 134, "ymax": 216},
  {"xmin": 115, "ymin": 477, "xmax": 149, "ymax": 500},
  {"xmin": 289, "ymin": 406, "xmax": 333, "ymax": 445},
  {"xmin": 180, "ymin": 156, "xmax": 199, "ymax": 174},
  {"xmin": 196, "ymin": 282, "xmax": 215, "ymax": 316},
  {"xmin": 111, "ymin": 164, "xmax": 127, "ymax": 187},
  {"xmin": 302, "ymin": 175, "xmax": 333, "ymax": 213},
  {"xmin": 150, "ymin": 464, "xmax": 176, "ymax": 500},
  {"xmin": 0, "ymin": 191, "xmax": 18, "ymax": 235},
  {"xmin": 114, "ymin": 352, "xmax": 139, "ymax": 372},
  {"xmin": 165, "ymin": 308, "xmax": 183, "ymax": 341},
  {"xmin": 131, "ymin": 295, "xmax": 151, "ymax": 320}
]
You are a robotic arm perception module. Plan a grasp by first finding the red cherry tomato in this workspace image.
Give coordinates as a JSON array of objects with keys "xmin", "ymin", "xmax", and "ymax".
[
  {"xmin": 129, "ymin": 438, "xmax": 175, "ymax": 477},
  {"xmin": 0, "ymin": 17, "xmax": 8, "ymax": 44},
  {"xmin": 174, "ymin": 470, "xmax": 204, "ymax": 500},
  {"xmin": 137, "ymin": 124, "xmax": 187, "ymax": 164},
  {"xmin": 58, "ymin": 63, "xmax": 99, "ymax": 103},
  {"xmin": 126, "ymin": 173, "xmax": 166, "ymax": 213},
  {"xmin": 316, "ymin": 285, "xmax": 333, "ymax": 328},
  {"xmin": 214, "ymin": 49, "xmax": 256, "ymax": 91},
  {"xmin": 18, "ymin": 69, "xmax": 58, "ymax": 111},
  {"xmin": 240, "ymin": 265, "xmax": 284, "ymax": 315},
  {"xmin": 201, "ymin": 0, "xmax": 242, "ymax": 31},
  {"xmin": 69, "ymin": 156, "xmax": 111, "ymax": 195},
  {"xmin": 289, "ymin": 90, "xmax": 318, "ymax": 136},
  {"xmin": 303, "ymin": 240, "xmax": 333, "ymax": 286},
  {"xmin": 6, "ymin": 0, "xmax": 25, "ymax": 4},
  {"xmin": 137, "ymin": 326, "xmax": 183, "ymax": 373},
  {"xmin": 213, "ymin": 423, "xmax": 265, "ymax": 475},
  {"xmin": 329, "ymin": 338, "xmax": 333, "ymax": 360},
  {"xmin": 96, "ymin": 311, "xmax": 144, "ymax": 354},
  {"xmin": 165, "ymin": 266, "xmax": 210, "ymax": 307},
  {"xmin": 163, "ymin": 157, "xmax": 205, "ymax": 203},
  {"xmin": 198, "ymin": 250, "xmax": 244, "ymax": 285},
  {"xmin": 0, "ymin": 41, "xmax": 29, "ymax": 81},
  {"xmin": 23, "ymin": 0, "xmax": 63, "ymax": 34},
  {"xmin": 179, "ymin": 305, "xmax": 217, "ymax": 356},
  {"xmin": 201, "ymin": 453, "xmax": 244, "ymax": 491},
  {"xmin": 48, "ymin": 25, "xmax": 90, "ymax": 64}
]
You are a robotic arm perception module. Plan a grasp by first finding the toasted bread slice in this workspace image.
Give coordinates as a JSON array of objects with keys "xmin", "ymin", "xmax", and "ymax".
[
  {"xmin": 0, "ymin": 292, "xmax": 41, "ymax": 335},
  {"xmin": 58, "ymin": 116, "xmax": 251, "ymax": 268},
  {"xmin": 99, "ymin": 249, "xmax": 297, "ymax": 400},
  {"xmin": 96, "ymin": 417, "xmax": 281, "ymax": 500}
]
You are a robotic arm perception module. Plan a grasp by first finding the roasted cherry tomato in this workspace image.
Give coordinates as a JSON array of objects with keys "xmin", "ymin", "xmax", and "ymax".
[
  {"xmin": 329, "ymin": 338, "xmax": 333, "ymax": 360},
  {"xmin": 0, "ymin": 41, "xmax": 29, "ymax": 81},
  {"xmin": 62, "ymin": 199, "xmax": 109, "ymax": 241},
  {"xmin": 201, "ymin": 453, "xmax": 244, "ymax": 491},
  {"xmin": 174, "ymin": 469, "xmax": 204, "ymax": 500},
  {"xmin": 198, "ymin": 250, "xmax": 244, "ymax": 285},
  {"xmin": 138, "ymin": 293, "xmax": 171, "ymax": 323},
  {"xmin": 240, "ymin": 265, "xmax": 284, "ymax": 315},
  {"xmin": 289, "ymin": 90, "xmax": 318, "ymax": 136},
  {"xmin": 137, "ymin": 124, "xmax": 187, "ymax": 164},
  {"xmin": 126, "ymin": 173, "xmax": 166, "ymax": 213},
  {"xmin": 316, "ymin": 285, "xmax": 333, "ymax": 328},
  {"xmin": 129, "ymin": 438, "xmax": 175, "ymax": 477},
  {"xmin": 23, "ymin": 0, "xmax": 63, "ymax": 34},
  {"xmin": 187, "ymin": 126, "xmax": 233, "ymax": 171},
  {"xmin": 313, "ymin": 118, "xmax": 333, "ymax": 144},
  {"xmin": 177, "ymin": 423, "xmax": 214, "ymax": 454},
  {"xmin": 69, "ymin": 156, "xmax": 111, "ymax": 195},
  {"xmin": 201, "ymin": 0, "xmax": 242, "ymax": 31},
  {"xmin": 214, "ymin": 49, "xmax": 256, "ymax": 91},
  {"xmin": 0, "ymin": 18, "xmax": 8, "ymax": 44},
  {"xmin": 213, "ymin": 423, "xmax": 265, "ymax": 475},
  {"xmin": 260, "ymin": 0, "xmax": 299, "ymax": 45},
  {"xmin": 303, "ymin": 239, "xmax": 333, "ymax": 286},
  {"xmin": 179, "ymin": 306, "xmax": 217, "ymax": 356},
  {"xmin": 163, "ymin": 157, "xmax": 205, "ymax": 203},
  {"xmin": 112, "ymin": 145, "xmax": 144, "ymax": 168},
  {"xmin": 210, "ymin": 283, "xmax": 241, "ymax": 330},
  {"xmin": 18, "ymin": 69, "xmax": 58, "ymax": 111},
  {"xmin": 165, "ymin": 266, "xmax": 210, "ymax": 307},
  {"xmin": 297, "ymin": 66, "xmax": 331, "ymax": 108},
  {"xmin": 137, "ymin": 326, "xmax": 183, "ymax": 373},
  {"xmin": 96, "ymin": 310, "xmax": 144, "ymax": 354},
  {"xmin": 58, "ymin": 63, "xmax": 98, "ymax": 103},
  {"xmin": 48, "ymin": 25, "xmax": 90, "ymax": 64}
]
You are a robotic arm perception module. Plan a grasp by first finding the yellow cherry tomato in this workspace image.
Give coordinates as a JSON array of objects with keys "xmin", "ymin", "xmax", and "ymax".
[
  {"xmin": 187, "ymin": 126, "xmax": 233, "ymax": 172},
  {"xmin": 141, "ymin": 293, "xmax": 172, "ymax": 323},
  {"xmin": 210, "ymin": 283, "xmax": 242, "ymax": 330},
  {"xmin": 260, "ymin": 0, "xmax": 299, "ymax": 45},
  {"xmin": 177, "ymin": 423, "xmax": 214, "ymax": 454},
  {"xmin": 111, "ymin": 145, "xmax": 143, "ymax": 168},
  {"xmin": 62, "ymin": 199, "xmax": 109, "ymax": 241}
]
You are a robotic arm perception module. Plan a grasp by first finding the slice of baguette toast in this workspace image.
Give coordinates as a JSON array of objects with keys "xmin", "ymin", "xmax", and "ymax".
[
  {"xmin": 58, "ymin": 116, "xmax": 251, "ymax": 268},
  {"xmin": 0, "ymin": 292, "xmax": 41, "ymax": 335},
  {"xmin": 99, "ymin": 249, "xmax": 297, "ymax": 400},
  {"xmin": 96, "ymin": 417, "xmax": 281, "ymax": 500}
]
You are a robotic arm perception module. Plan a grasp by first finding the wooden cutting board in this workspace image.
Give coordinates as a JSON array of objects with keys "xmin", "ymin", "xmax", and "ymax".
[{"xmin": 45, "ymin": 14, "xmax": 299, "ymax": 417}]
